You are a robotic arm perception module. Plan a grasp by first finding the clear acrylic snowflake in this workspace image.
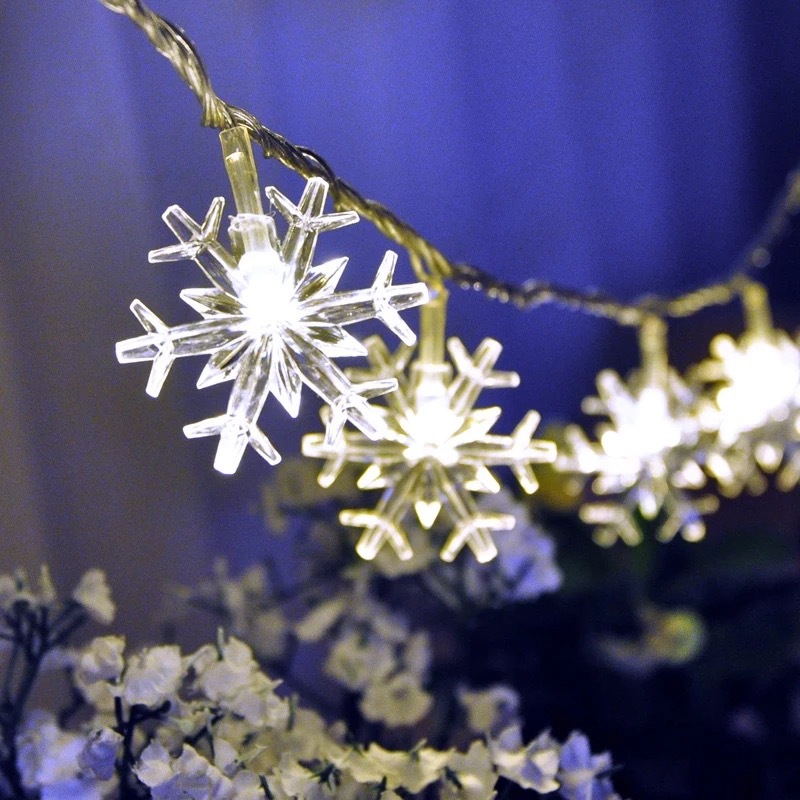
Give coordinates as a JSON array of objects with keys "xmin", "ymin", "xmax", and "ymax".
[
  {"xmin": 691, "ymin": 283, "xmax": 800, "ymax": 496},
  {"xmin": 302, "ymin": 334, "xmax": 556, "ymax": 563},
  {"xmin": 116, "ymin": 127, "xmax": 428, "ymax": 473},
  {"xmin": 559, "ymin": 321, "xmax": 717, "ymax": 545}
]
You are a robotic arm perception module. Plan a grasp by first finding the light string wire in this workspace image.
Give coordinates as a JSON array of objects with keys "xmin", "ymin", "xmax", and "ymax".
[{"xmin": 100, "ymin": 0, "xmax": 800, "ymax": 326}]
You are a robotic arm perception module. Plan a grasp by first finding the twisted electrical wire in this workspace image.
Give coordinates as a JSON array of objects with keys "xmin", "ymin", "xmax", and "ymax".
[{"xmin": 99, "ymin": 0, "xmax": 800, "ymax": 326}]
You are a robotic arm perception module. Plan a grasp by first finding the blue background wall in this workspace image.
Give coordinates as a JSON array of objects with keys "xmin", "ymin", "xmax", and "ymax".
[{"xmin": 1, "ymin": 1, "xmax": 799, "ymax": 638}]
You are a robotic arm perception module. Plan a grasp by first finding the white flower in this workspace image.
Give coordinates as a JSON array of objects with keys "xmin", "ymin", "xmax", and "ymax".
[
  {"xmin": 489, "ymin": 726, "xmax": 560, "ymax": 793},
  {"xmin": 0, "ymin": 569, "xmax": 37, "ymax": 610},
  {"xmin": 230, "ymin": 769, "xmax": 266, "ymax": 800},
  {"xmin": 403, "ymin": 632, "xmax": 432, "ymax": 678},
  {"xmin": 557, "ymin": 732, "xmax": 612, "ymax": 800},
  {"xmin": 238, "ymin": 564, "xmax": 268, "ymax": 596},
  {"xmin": 122, "ymin": 645, "xmax": 182, "ymax": 708},
  {"xmin": 155, "ymin": 715, "xmax": 202, "ymax": 754},
  {"xmin": 242, "ymin": 708, "xmax": 332, "ymax": 774},
  {"xmin": 294, "ymin": 597, "xmax": 347, "ymax": 642},
  {"xmin": 209, "ymin": 559, "xmax": 268, "ymax": 634},
  {"xmin": 133, "ymin": 740, "xmax": 174, "ymax": 788},
  {"xmin": 459, "ymin": 490, "xmax": 562, "ymax": 605},
  {"xmin": 458, "ymin": 685, "xmax": 520, "ymax": 735},
  {"xmin": 250, "ymin": 608, "xmax": 289, "ymax": 661},
  {"xmin": 135, "ymin": 740, "xmax": 233, "ymax": 800},
  {"xmin": 76, "ymin": 636, "xmax": 126, "ymax": 685},
  {"xmin": 194, "ymin": 637, "xmax": 288, "ymax": 728},
  {"xmin": 78, "ymin": 727, "xmax": 122, "ymax": 780},
  {"xmin": 365, "ymin": 604, "xmax": 409, "ymax": 644},
  {"xmin": 273, "ymin": 753, "xmax": 336, "ymax": 800},
  {"xmin": 443, "ymin": 741, "xmax": 496, "ymax": 800},
  {"xmin": 17, "ymin": 711, "xmax": 102, "ymax": 799},
  {"xmin": 211, "ymin": 736, "xmax": 241, "ymax": 777},
  {"xmin": 324, "ymin": 631, "xmax": 394, "ymax": 692},
  {"xmin": 72, "ymin": 570, "xmax": 115, "ymax": 625},
  {"xmin": 195, "ymin": 637, "xmax": 255, "ymax": 697},
  {"xmin": 344, "ymin": 743, "xmax": 452, "ymax": 793},
  {"xmin": 359, "ymin": 672, "xmax": 433, "ymax": 727}
]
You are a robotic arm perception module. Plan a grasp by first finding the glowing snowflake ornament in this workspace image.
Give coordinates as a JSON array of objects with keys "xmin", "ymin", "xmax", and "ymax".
[
  {"xmin": 302, "ymin": 294, "xmax": 557, "ymax": 563},
  {"xmin": 693, "ymin": 282, "xmax": 800, "ymax": 494},
  {"xmin": 560, "ymin": 317, "xmax": 716, "ymax": 546},
  {"xmin": 117, "ymin": 127, "xmax": 428, "ymax": 473}
]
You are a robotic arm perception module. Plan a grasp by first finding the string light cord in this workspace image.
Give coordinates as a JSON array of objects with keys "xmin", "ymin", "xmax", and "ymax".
[{"xmin": 99, "ymin": 0, "xmax": 800, "ymax": 326}]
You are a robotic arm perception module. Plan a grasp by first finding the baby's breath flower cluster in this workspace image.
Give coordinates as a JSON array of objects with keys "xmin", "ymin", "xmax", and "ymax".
[
  {"xmin": 297, "ymin": 579, "xmax": 434, "ymax": 728},
  {"xmin": 0, "ymin": 567, "xmax": 115, "ymax": 796},
  {"xmin": 0, "ymin": 567, "xmax": 624, "ymax": 800}
]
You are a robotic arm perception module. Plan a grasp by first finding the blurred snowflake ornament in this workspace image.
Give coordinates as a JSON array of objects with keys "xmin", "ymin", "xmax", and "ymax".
[
  {"xmin": 117, "ymin": 126, "xmax": 428, "ymax": 473},
  {"xmin": 303, "ymin": 292, "xmax": 556, "ymax": 563},
  {"xmin": 693, "ymin": 282, "xmax": 800, "ymax": 495},
  {"xmin": 559, "ymin": 316, "xmax": 717, "ymax": 545}
]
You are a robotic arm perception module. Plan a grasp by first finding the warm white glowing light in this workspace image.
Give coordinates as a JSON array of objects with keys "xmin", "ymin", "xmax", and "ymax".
[
  {"xmin": 694, "ymin": 283, "xmax": 800, "ymax": 496},
  {"xmin": 558, "ymin": 318, "xmax": 714, "ymax": 545},
  {"xmin": 235, "ymin": 250, "xmax": 299, "ymax": 333},
  {"xmin": 712, "ymin": 334, "xmax": 800, "ymax": 443},
  {"xmin": 599, "ymin": 385, "xmax": 683, "ymax": 464},
  {"xmin": 303, "ymin": 333, "xmax": 556, "ymax": 563}
]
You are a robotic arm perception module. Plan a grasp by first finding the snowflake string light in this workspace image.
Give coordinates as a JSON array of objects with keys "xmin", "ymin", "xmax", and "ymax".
[
  {"xmin": 302, "ymin": 295, "xmax": 557, "ymax": 563},
  {"xmin": 559, "ymin": 317, "xmax": 717, "ymax": 546},
  {"xmin": 116, "ymin": 127, "xmax": 428, "ymax": 473},
  {"xmin": 693, "ymin": 282, "xmax": 800, "ymax": 495}
]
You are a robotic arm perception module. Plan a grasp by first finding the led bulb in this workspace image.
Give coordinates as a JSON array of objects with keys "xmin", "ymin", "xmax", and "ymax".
[{"xmin": 235, "ymin": 250, "xmax": 297, "ymax": 332}]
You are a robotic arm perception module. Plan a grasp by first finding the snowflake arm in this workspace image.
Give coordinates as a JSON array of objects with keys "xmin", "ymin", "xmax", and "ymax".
[
  {"xmin": 299, "ymin": 252, "xmax": 427, "ymax": 345},
  {"xmin": 446, "ymin": 338, "xmax": 520, "ymax": 416},
  {"xmin": 436, "ymin": 464, "xmax": 516, "ymax": 563},
  {"xmin": 183, "ymin": 337, "xmax": 278, "ymax": 473},
  {"xmin": 116, "ymin": 301, "xmax": 250, "ymax": 398},
  {"xmin": 151, "ymin": 198, "xmax": 241, "ymax": 295},
  {"xmin": 341, "ymin": 467, "xmax": 420, "ymax": 562},
  {"xmin": 459, "ymin": 411, "xmax": 557, "ymax": 493},
  {"xmin": 265, "ymin": 180, "xmax": 358, "ymax": 282}
]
